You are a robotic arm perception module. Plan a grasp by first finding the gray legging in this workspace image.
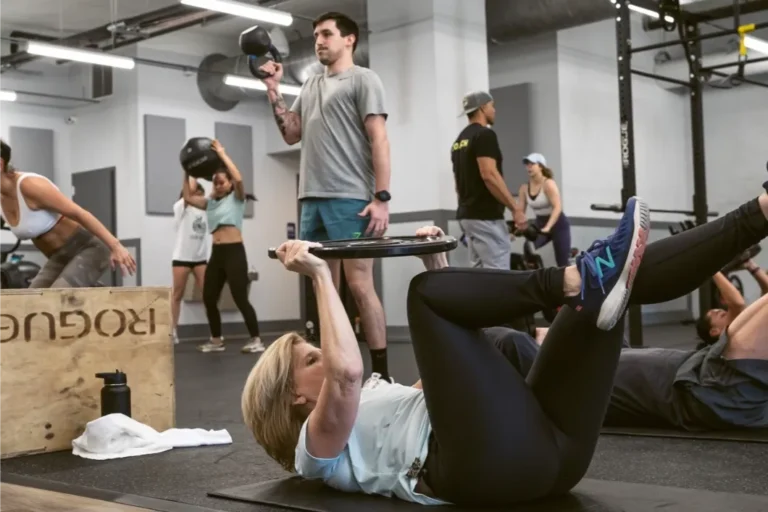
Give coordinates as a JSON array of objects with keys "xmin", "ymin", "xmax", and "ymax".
[
  {"xmin": 413, "ymin": 197, "xmax": 768, "ymax": 507},
  {"xmin": 29, "ymin": 227, "xmax": 110, "ymax": 288}
]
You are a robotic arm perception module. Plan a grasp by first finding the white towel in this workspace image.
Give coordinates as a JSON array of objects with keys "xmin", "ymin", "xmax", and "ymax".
[{"xmin": 71, "ymin": 413, "xmax": 232, "ymax": 460}]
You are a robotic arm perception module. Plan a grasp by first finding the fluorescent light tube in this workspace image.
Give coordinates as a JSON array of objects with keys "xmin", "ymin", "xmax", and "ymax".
[
  {"xmin": 181, "ymin": 0, "xmax": 293, "ymax": 26},
  {"xmin": 628, "ymin": 4, "xmax": 675, "ymax": 24},
  {"xmin": 744, "ymin": 35, "xmax": 768, "ymax": 55},
  {"xmin": 224, "ymin": 75, "xmax": 301, "ymax": 96},
  {"xmin": 0, "ymin": 90, "xmax": 18, "ymax": 102},
  {"xmin": 26, "ymin": 41, "xmax": 135, "ymax": 69}
]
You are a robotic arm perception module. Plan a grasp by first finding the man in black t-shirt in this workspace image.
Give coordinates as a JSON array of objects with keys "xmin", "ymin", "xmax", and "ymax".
[{"xmin": 452, "ymin": 91, "xmax": 521, "ymax": 269}]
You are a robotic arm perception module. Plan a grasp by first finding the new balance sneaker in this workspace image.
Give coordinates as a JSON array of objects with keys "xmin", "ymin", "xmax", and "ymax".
[{"xmin": 568, "ymin": 196, "xmax": 650, "ymax": 330}]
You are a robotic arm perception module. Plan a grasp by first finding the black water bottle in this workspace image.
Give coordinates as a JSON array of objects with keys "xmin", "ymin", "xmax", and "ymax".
[{"xmin": 96, "ymin": 370, "xmax": 131, "ymax": 418}]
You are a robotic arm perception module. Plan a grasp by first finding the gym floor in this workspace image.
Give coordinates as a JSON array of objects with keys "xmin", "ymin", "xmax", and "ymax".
[{"xmin": 2, "ymin": 324, "xmax": 767, "ymax": 512}]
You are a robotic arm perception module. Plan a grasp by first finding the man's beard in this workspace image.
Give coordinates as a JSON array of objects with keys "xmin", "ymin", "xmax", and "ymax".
[{"xmin": 317, "ymin": 50, "xmax": 337, "ymax": 66}]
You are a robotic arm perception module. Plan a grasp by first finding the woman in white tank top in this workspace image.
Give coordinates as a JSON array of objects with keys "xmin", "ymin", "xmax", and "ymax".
[
  {"xmin": 515, "ymin": 153, "xmax": 572, "ymax": 267},
  {"xmin": 170, "ymin": 177, "xmax": 210, "ymax": 343},
  {"xmin": 0, "ymin": 139, "xmax": 136, "ymax": 288}
]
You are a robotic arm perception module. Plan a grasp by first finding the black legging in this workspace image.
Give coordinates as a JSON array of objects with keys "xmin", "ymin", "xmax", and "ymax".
[
  {"xmin": 204, "ymin": 242, "xmax": 260, "ymax": 339},
  {"xmin": 412, "ymin": 198, "xmax": 768, "ymax": 507}
]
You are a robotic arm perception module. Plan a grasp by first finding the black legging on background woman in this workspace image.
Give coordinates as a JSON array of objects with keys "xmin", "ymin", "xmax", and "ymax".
[
  {"xmin": 204, "ymin": 242, "xmax": 260, "ymax": 339},
  {"xmin": 409, "ymin": 197, "xmax": 768, "ymax": 506}
]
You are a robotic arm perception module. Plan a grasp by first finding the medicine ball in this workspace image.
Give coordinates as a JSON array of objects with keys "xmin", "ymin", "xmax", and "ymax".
[{"xmin": 179, "ymin": 137, "xmax": 221, "ymax": 180}]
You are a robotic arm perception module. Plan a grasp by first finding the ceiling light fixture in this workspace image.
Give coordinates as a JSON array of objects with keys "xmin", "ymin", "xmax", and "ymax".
[
  {"xmin": 26, "ymin": 41, "xmax": 135, "ymax": 69},
  {"xmin": 224, "ymin": 75, "xmax": 301, "ymax": 96},
  {"xmin": 0, "ymin": 90, "xmax": 18, "ymax": 102},
  {"xmin": 181, "ymin": 0, "xmax": 293, "ymax": 26}
]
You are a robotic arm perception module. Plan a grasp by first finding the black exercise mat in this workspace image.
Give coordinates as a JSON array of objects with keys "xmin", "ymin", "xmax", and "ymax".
[
  {"xmin": 601, "ymin": 426, "xmax": 768, "ymax": 443},
  {"xmin": 209, "ymin": 476, "xmax": 768, "ymax": 512}
]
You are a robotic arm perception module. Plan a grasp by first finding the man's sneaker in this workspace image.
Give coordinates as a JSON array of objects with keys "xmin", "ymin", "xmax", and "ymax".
[
  {"xmin": 568, "ymin": 196, "xmax": 650, "ymax": 331},
  {"xmin": 241, "ymin": 338, "xmax": 266, "ymax": 354},
  {"xmin": 362, "ymin": 373, "xmax": 394, "ymax": 391},
  {"xmin": 198, "ymin": 340, "xmax": 225, "ymax": 353}
]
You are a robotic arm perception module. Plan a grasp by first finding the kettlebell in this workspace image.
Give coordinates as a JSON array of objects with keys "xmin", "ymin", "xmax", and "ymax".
[
  {"xmin": 96, "ymin": 370, "xmax": 131, "ymax": 418},
  {"xmin": 239, "ymin": 25, "xmax": 283, "ymax": 79},
  {"xmin": 179, "ymin": 137, "xmax": 221, "ymax": 180}
]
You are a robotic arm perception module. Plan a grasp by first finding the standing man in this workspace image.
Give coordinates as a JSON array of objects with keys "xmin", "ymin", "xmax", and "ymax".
[
  {"xmin": 258, "ymin": 12, "xmax": 392, "ymax": 381},
  {"xmin": 452, "ymin": 91, "xmax": 523, "ymax": 269}
]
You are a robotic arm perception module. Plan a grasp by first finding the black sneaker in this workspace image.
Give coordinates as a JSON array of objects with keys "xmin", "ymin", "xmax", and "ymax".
[{"xmin": 568, "ymin": 197, "xmax": 651, "ymax": 331}]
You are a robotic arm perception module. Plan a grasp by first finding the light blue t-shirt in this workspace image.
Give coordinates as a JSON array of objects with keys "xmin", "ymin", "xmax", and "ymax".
[
  {"xmin": 294, "ymin": 379, "xmax": 448, "ymax": 506},
  {"xmin": 206, "ymin": 193, "xmax": 245, "ymax": 233}
]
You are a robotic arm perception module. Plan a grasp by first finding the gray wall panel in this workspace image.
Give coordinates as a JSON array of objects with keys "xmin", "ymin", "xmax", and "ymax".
[
  {"xmin": 489, "ymin": 83, "xmax": 532, "ymax": 193},
  {"xmin": 214, "ymin": 122, "xmax": 254, "ymax": 218},
  {"xmin": 9, "ymin": 127, "xmax": 55, "ymax": 183},
  {"xmin": 144, "ymin": 114, "xmax": 186, "ymax": 215}
]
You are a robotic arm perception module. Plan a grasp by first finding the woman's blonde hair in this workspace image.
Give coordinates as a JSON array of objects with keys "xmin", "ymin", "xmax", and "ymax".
[{"xmin": 241, "ymin": 331, "xmax": 307, "ymax": 472}]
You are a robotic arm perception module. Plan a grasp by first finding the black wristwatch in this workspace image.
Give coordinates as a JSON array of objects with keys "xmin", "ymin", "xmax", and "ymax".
[{"xmin": 374, "ymin": 190, "xmax": 391, "ymax": 202}]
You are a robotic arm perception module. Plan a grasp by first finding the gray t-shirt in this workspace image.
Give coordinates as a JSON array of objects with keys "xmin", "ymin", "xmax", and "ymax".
[{"xmin": 290, "ymin": 66, "xmax": 388, "ymax": 201}]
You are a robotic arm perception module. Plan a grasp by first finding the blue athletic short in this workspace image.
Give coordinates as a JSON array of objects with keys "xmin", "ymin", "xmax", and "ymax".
[{"xmin": 299, "ymin": 198, "xmax": 371, "ymax": 242}]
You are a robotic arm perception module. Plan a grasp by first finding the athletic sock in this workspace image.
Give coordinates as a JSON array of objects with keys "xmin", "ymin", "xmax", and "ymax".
[{"xmin": 370, "ymin": 348, "xmax": 390, "ymax": 381}]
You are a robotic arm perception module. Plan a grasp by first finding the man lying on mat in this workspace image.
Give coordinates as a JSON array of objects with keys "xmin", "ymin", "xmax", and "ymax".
[{"xmin": 241, "ymin": 185, "xmax": 768, "ymax": 507}]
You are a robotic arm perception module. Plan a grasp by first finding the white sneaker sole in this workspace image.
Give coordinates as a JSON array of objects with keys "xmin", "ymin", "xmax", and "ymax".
[
  {"xmin": 596, "ymin": 198, "xmax": 650, "ymax": 331},
  {"xmin": 241, "ymin": 345, "xmax": 266, "ymax": 353}
]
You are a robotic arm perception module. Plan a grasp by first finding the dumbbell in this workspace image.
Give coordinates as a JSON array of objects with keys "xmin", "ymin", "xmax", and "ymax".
[
  {"xmin": 513, "ymin": 223, "xmax": 545, "ymax": 243},
  {"xmin": 239, "ymin": 25, "xmax": 283, "ymax": 79}
]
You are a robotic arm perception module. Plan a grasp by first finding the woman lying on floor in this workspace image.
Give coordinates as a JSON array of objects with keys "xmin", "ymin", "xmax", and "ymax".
[{"xmin": 241, "ymin": 185, "xmax": 768, "ymax": 507}]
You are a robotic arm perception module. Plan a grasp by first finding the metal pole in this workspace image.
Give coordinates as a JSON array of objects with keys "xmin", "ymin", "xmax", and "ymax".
[
  {"xmin": 702, "ymin": 55, "xmax": 768, "ymax": 72},
  {"xmin": 685, "ymin": 21, "xmax": 714, "ymax": 317},
  {"xmin": 615, "ymin": 0, "xmax": 643, "ymax": 348},
  {"xmin": 631, "ymin": 68, "xmax": 691, "ymax": 87}
]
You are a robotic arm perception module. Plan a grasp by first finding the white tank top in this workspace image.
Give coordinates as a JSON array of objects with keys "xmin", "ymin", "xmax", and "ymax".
[
  {"xmin": 1, "ymin": 172, "xmax": 62, "ymax": 240},
  {"xmin": 527, "ymin": 180, "xmax": 553, "ymax": 216},
  {"xmin": 172, "ymin": 199, "xmax": 209, "ymax": 262}
]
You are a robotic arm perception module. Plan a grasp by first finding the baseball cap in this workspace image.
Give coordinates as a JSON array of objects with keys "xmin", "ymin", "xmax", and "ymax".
[
  {"xmin": 523, "ymin": 153, "xmax": 547, "ymax": 166},
  {"xmin": 459, "ymin": 91, "xmax": 493, "ymax": 116}
]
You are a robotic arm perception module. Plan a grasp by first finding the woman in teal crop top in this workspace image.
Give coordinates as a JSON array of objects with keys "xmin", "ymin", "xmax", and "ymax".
[{"xmin": 182, "ymin": 139, "xmax": 263, "ymax": 354}]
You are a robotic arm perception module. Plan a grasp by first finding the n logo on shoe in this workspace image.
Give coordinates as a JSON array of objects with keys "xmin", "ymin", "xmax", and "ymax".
[{"xmin": 595, "ymin": 249, "xmax": 616, "ymax": 277}]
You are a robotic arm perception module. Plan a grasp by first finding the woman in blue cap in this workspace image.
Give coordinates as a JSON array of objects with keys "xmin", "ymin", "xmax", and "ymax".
[{"xmin": 516, "ymin": 153, "xmax": 572, "ymax": 267}]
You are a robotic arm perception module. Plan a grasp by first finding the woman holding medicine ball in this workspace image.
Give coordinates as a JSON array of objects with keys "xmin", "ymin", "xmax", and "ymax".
[
  {"xmin": 0, "ymin": 138, "xmax": 136, "ymax": 287},
  {"xmin": 181, "ymin": 138, "xmax": 264, "ymax": 354},
  {"xmin": 171, "ymin": 177, "xmax": 210, "ymax": 344}
]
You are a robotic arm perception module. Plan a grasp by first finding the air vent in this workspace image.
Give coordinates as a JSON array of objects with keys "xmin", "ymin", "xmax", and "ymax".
[{"xmin": 91, "ymin": 65, "xmax": 113, "ymax": 99}]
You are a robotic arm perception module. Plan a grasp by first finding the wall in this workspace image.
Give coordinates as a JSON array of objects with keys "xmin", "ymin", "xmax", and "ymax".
[
  {"xmin": 556, "ymin": 18, "xmax": 692, "ymax": 222},
  {"xmin": 135, "ymin": 42, "xmax": 301, "ymax": 329},
  {"xmin": 703, "ymin": 83, "xmax": 768, "ymax": 304}
]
